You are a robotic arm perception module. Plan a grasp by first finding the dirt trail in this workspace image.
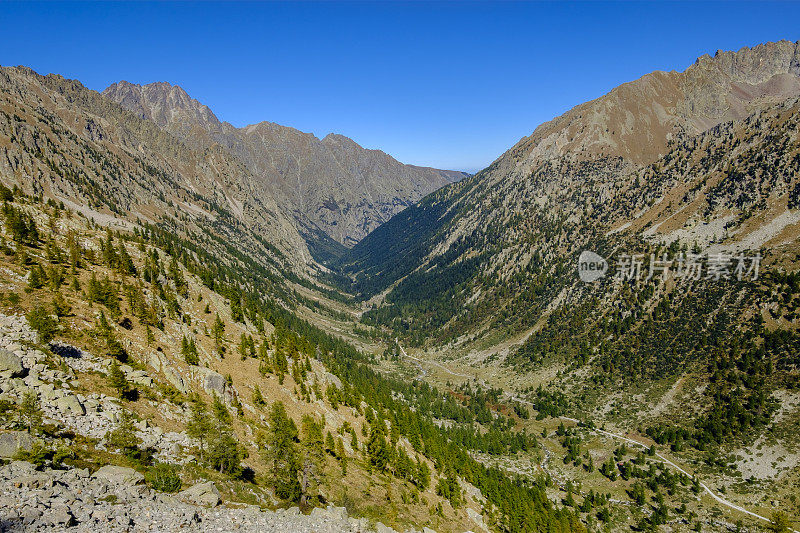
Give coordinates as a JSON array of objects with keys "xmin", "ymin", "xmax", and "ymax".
[{"xmin": 395, "ymin": 342, "xmax": 797, "ymax": 532}]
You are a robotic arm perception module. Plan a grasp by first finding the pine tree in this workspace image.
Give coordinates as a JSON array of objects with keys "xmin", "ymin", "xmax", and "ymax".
[
  {"xmin": 186, "ymin": 398, "xmax": 213, "ymax": 461},
  {"xmin": 108, "ymin": 359, "xmax": 129, "ymax": 398},
  {"xmin": 366, "ymin": 423, "xmax": 389, "ymax": 472},
  {"xmin": 263, "ymin": 401, "xmax": 300, "ymax": 501},
  {"xmin": 181, "ymin": 336, "xmax": 199, "ymax": 365},
  {"xmin": 51, "ymin": 291, "xmax": 71, "ymax": 317},
  {"xmin": 18, "ymin": 391, "xmax": 42, "ymax": 434},
  {"xmin": 206, "ymin": 396, "xmax": 242, "ymax": 475},
  {"xmin": 336, "ymin": 437, "xmax": 347, "ymax": 475},
  {"xmin": 325, "ymin": 431, "xmax": 336, "ymax": 455},
  {"xmin": 106, "ymin": 410, "xmax": 141, "ymax": 458},
  {"xmin": 415, "ymin": 457, "xmax": 430, "ymax": 490},
  {"xmin": 299, "ymin": 415, "xmax": 325, "ymax": 506},
  {"xmin": 252, "ymin": 385, "xmax": 266, "ymax": 408},
  {"xmin": 26, "ymin": 305, "xmax": 58, "ymax": 343},
  {"xmin": 212, "ymin": 313, "xmax": 225, "ymax": 354},
  {"xmin": 27, "ymin": 263, "xmax": 45, "ymax": 290},
  {"xmin": 66, "ymin": 230, "xmax": 81, "ymax": 272}
]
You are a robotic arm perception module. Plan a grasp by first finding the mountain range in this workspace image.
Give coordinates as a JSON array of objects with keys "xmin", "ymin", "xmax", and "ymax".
[
  {"xmin": 102, "ymin": 81, "xmax": 466, "ymax": 258},
  {"xmin": 0, "ymin": 39, "xmax": 799, "ymax": 533}
]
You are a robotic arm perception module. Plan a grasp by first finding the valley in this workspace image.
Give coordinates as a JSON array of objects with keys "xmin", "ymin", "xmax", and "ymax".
[{"xmin": 0, "ymin": 36, "xmax": 799, "ymax": 533}]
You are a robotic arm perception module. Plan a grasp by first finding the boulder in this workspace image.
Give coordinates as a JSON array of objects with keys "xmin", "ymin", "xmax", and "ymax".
[
  {"xmin": 129, "ymin": 371, "xmax": 153, "ymax": 388},
  {"xmin": 55, "ymin": 395, "xmax": 85, "ymax": 416},
  {"xmin": 0, "ymin": 431, "xmax": 33, "ymax": 458},
  {"xmin": 40, "ymin": 506, "xmax": 75, "ymax": 527},
  {"xmin": 92, "ymin": 465, "xmax": 145, "ymax": 485},
  {"xmin": 39, "ymin": 383, "xmax": 57, "ymax": 402},
  {"xmin": 0, "ymin": 349, "xmax": 24, "ymax": 377},
  {"xmin": 1, "ymin": 460, "xmax": 37, "ymax": 479},
  {"xmin": 311, "ymin": 505, "xmax": 348, "ymax": 521},
  {"xmin": 201, "ymin": 369, "xmax": 226, "ymax": 396},
  {"xmin": 147, "ymin": 352, "xmax": 167, "ymax": 373},
  {"xmin": 163, "ymin": 367, "xmax": 189, "ymax": 394},
  {"xmin": 178, "ymin": 481, "xmax": 221, "ymax": 507}
]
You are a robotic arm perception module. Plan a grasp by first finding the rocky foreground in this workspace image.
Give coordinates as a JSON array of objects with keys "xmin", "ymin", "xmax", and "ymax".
[
  {"xmin": 0, "ymin": 460, "xmax": 414, "ymax": 532},
  {"xmin": 0, "ymin": 317, "xmax": 439, "ymax": 532}
]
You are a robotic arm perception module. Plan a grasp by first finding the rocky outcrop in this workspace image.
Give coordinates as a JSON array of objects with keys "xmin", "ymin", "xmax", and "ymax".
[
  {"xmin": 0, "ymin": 314, "xmax": 195, "ymax": 465},
  {"xmin": 91, "ymin": 465, "xmax": 145, "ymax": 486},
  {"xmin": 0, "ymin": 348, "xmax": 24, "ymax": 377},
  {"xmin": 177, "ymin": 481, "xmax": 221, "ymax": 507},
  {"xmin": 0, "ymin": 461, "xmax": 397, "ymax": 532},
  {"xmin": 0, "ymin": 431, "xmax": 33, "ymax": 458}
]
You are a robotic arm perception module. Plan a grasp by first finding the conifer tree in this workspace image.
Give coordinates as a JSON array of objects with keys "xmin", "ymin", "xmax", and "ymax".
[
  {"xmin": 299, "ymin": 414, "xmax": 325, "ymax": 506},
  {"xmin": 19, "ymin": 391, "xmax": 42, "ymax": 434},
  {"xmin": 212, "ymin": 313, "xmax": 225, "ymax": 353},
  {"xmin": 336, "ymin": 437, "xmax": 347, "ymax": 475},
  {"xmin": 108, "ymin": 359, "xmax": 129, "ymax": 398},
  {"xmin": 206, "ymin": 396, "xmax": 242, "ymax": 475},
  {"xmin": 181, "ymin": 335, "xmax": 199, "ymax": 365},
  {"xmin": 325, "ymin": 431, "xmax": 336, "ymax": 455},
  {"xmin": 186, "ymin": 398, "xmax": 213, "ymax": 461},
  {"xmin": 264, "ymin": 401, "xmax": 300, "ymax": 501},
  {"xmin": 106, "ymin": 410, "xmax": 141, "ymax": 458},
  {"xmin": 366, "ymin": 423, "xmax": 389, "ymax": 472},
  {"xmin": 252, "ymin": 385, "xmax": 266, "ymax": 408}
]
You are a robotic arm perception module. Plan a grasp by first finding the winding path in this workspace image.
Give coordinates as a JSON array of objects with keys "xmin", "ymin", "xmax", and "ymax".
[{"xmin": 395, "ymin": 342, "xmax": 797, "ymax": 532}]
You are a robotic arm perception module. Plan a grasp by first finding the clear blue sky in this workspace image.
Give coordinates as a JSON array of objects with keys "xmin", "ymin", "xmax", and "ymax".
[{"xmin": 0, "ymin": 2, "xmax": 798, "ymax": 173}]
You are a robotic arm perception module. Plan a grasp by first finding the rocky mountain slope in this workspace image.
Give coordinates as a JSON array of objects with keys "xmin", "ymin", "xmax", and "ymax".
[
  {"xmin": 341, "ymin": 40, "xmax": 800, "ymax": 339},
  {"xmin": 102, "ymin": 81, "xmax": 466, "ymax": 256},
  {"xmin": 0, "ymin": 181, "xmax": 587, "ymax": 532},
  {"xmin": 2, "ymin": 39, "xmax": 800, "ymax": 532},
  {"xmin": 335, "ymin": 41, "xmax": 800, "ymax": 528},
  {"xmin": 0, "ymin": 64, "xmax": 315, "ymax": 280}
]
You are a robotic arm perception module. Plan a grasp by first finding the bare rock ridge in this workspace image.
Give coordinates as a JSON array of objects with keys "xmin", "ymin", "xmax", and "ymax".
[
  {"xmin": 102, "ymin": 81, "xmax": 467, "ymax": 252},
  {"xmin": 507, "ymin": 40, "xmax": 800, "ymax": 171}
]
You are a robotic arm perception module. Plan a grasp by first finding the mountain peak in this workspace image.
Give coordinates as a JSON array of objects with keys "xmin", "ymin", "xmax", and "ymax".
[
  {"xmin": 102, "ymin": 80, "xmax": 462, "ymax": 249},
  {"xmin": 103, "ymin": 80, "xmax": 220, "ymax": 130}
]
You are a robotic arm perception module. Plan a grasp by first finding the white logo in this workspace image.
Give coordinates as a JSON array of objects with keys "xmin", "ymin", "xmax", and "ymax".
[{"xmin": 578, "ymin": 250, "xmax": 608, "ymax": 282}]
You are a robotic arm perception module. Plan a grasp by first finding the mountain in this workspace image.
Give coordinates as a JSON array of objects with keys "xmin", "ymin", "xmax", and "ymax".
[
  {"xmin": 0, "ymin": 66, "xmax": 580, "ymax": 532},
  {"xmin": 102, "ymin": 81, "xmax": 467, "ymax": 257},
  {"xmin": 0, "ymin": 65, "xmax": 315, "ymax": 278},
  {"xmin": 3, "ymin": 40, "xmax": 800, "ymax": 532},
  {"xmin": 341, "ymin": 40, "xmax": 800, "ymax": 332},
  {"xmin": 335, "ymin": 40, "xmax": 800, "ymax": 527}
]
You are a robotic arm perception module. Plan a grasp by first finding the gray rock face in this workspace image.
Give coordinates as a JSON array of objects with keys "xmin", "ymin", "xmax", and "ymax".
[
  {"xmin": 102, "ymin": 81, "xmax": 466, "ymax": 248},
  {"xmin": 0, "ymin": 431, "xmax": 33, "ymax": 458},
  {"xmin": 0, "ymin": 348, "xmax": 24, "ymax": 376},
  {"xmin": 91, "ymin": 465, "xmax": 145, "ymax": 486},
  {"xmin": 177, "ymin": 481, "xmax": 221, "ymax": 507},
  {"xmin": 201, "ymin": 369, "xmax": 226, "ymax": 396},
  {"xmin": 163, "ymin": 366, "xmax": 189, "ymax": 394},
  {"xmin": 54, "ymin": 395, "xmax": 85, "ymax": 416}
]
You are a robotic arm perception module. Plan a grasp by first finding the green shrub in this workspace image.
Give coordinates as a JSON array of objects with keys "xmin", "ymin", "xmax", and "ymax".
[
  {"xmin": 145, "ymin": 462, "xmax": 182, "ymax": 492},
  {"xmin": 13, "ymin": 441, "xmax": 52, "ymax": 467},
  {"xmin": 26, "ymin": 305, "xmax": 58, "ymax": 343}
]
